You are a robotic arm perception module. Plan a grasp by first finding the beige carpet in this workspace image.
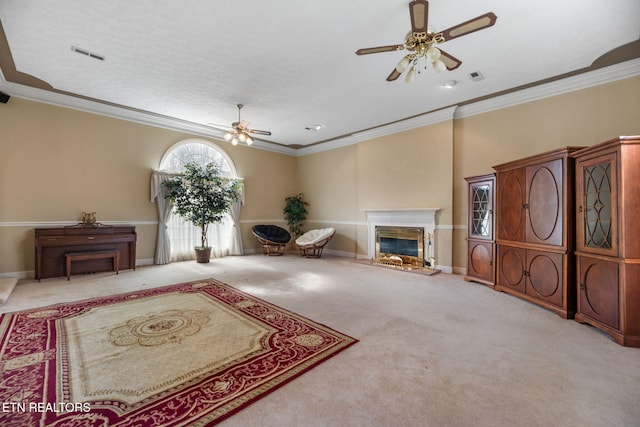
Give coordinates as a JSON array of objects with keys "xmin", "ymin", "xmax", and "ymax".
[{"xmin": 2, "ymin": 254, "xmax": 640, "ymax": 427}]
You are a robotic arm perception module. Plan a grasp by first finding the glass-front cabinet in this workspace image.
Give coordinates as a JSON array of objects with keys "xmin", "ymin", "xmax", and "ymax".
[
  {"xmin": 573, "ymin": 136, "xmax": 640, "ymax": 347},
  {"xmin": 464, "ymin": 174, "xmax": 496, "ymax": 288},
  {"xmin": 576, "ymin": 152, "xmax": 618, "ymax": 256}
]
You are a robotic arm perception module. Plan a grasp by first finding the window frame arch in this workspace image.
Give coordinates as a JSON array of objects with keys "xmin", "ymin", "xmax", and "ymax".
[{"xmin": 159, "ymin": 138, "xmax": 238, "ymax": 177}]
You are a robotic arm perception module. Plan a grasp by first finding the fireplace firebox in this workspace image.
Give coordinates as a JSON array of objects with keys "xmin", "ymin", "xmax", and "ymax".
[{"xmin": 375, "ymin": 226, "xmax": 424, "ymax": 269}]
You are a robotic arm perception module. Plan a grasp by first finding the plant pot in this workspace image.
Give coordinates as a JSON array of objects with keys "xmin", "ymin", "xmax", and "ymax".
[{"xmin": 195, "ymin": 247, "xmax": 211, "ymax": 263}]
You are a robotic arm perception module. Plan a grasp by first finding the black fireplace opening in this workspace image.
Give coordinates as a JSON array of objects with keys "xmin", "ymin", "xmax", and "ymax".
[{"xmin": 379, "ymin": 237, "xmax": 419, "ymax": 257}]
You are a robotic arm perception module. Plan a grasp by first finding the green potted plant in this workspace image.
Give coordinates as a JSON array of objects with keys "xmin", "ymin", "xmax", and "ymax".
[
  {"xmin": 163, "ymin": 162, "xmax": 242, "ymax": 263},
  {"xmin": 283, "ymin": 193, "xmax": 309, "ymax": 239}
]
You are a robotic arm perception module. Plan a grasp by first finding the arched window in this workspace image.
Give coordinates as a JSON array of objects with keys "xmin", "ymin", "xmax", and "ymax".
[
  {"xmin": 159, "ymin": 139, "xmax": 237, "ymax": 177},
  {"xmin": 157, "ymin": 139, "xmax": 242, "ymax": 262}
]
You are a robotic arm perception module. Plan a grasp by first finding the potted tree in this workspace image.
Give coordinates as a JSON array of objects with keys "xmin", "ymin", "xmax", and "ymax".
[
  {"xmin": 163, "ymin": 162, "xmax": 242, "ymax": 263},
  {"xmin": 283, "ymin": 193, "xmax": 309, "ymax": 239}
]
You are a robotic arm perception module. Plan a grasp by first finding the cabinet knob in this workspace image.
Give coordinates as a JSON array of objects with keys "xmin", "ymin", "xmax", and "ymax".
[
  {"xmin": 578, "ymin": 205, "xmax": 583, "ymax": 213},
  {"xmin": 580, "ymin": 282, "xmax": 585, "ymax": 290},
  {"xmin": 522, "ymin": 203, "xmax": 529, "ymax": 209}
]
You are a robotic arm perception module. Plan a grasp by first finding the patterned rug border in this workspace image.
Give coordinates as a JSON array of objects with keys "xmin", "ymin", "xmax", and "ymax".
[{"xmin": 0, "ymin": 278, "xmax": 358, "ymax": 426}]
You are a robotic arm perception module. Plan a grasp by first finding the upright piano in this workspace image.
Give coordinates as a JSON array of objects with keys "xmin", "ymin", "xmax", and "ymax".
[{"xmin": 35, "ymin": 225, "xmax": 136, "ymax": 280}]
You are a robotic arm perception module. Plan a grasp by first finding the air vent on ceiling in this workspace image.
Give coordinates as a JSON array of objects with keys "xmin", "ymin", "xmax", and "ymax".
[
  {"xmin": 71, "ymin": 46, "xmax": 105, "ymax": 61},
  {"xmin": 468, "ymin": 71, "xmax": 485, "ymax": 82}
]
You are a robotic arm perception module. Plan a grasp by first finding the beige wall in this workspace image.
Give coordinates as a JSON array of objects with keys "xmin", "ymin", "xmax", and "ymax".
[
  {"xmin": 2, "ymin": 75, "xmax": 639, "ymax": 276},
  {"xmin": 297, "ymin": 120, "xmax": 454, "ymax": 266},
  {"xmin": 296, "ymin": 145, "xmax": 359, "ymax": 256},
  {"xmin": 452, "ymin": 75, "xmax": 640, "ymax": 271},
  {"xmin": 0, "ymin": 98, "xmax": 297, "ymax": 275}
]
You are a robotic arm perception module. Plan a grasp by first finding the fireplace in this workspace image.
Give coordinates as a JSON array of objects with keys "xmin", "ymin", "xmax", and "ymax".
[
  {"xmin": 375, "ymin": 226, "xmax": 424, "ymax": 268},
  {"xmin": 364, "ymin": 208, "xmax": 439, "ymax": 272}
]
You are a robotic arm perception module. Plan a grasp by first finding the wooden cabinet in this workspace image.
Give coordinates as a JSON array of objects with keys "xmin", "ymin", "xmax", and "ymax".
[
  {"xmin": 573, "ymin": 135, "xmax": 640, "ymax": 347},
  {"xmin": 464, "ymin": 174, "xmax": 496, "ymax": 287},
  {"xmin": 493, "ymin": 147, "xmax": 583, "ymax": 318}
]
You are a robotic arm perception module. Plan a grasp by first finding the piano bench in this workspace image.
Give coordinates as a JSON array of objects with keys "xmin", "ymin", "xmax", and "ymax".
[{"xmin": 65, "ymin": 250, "xmax": 120, "ymax": 281}]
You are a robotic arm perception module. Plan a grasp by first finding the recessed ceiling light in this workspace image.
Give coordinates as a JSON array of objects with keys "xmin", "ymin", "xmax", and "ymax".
[
  {"xmin": 443, "ymin": 80, "xmax": 457, "ymax": 88},
  {"xmin": 305, "ymin": 124, "xmax": 323, "ymax": 131}
]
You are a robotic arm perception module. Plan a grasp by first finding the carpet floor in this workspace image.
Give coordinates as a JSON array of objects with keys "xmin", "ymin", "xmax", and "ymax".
[
  {"xmin": 0, "ymin": 278, "xmax": 356, "ymax": 426},
  {"xmin": 2, "ymin": 254, "xmax": 639, "ymax": 426}
]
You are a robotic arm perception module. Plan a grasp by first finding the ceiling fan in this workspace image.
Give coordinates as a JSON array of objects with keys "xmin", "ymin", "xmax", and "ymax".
[
  {"xmin": 356, "ymin": 0, "xmax": 497, "ymax": 83},
  {"xmin": 208, "ymin": 104, "xmax": 272, "ymax": 146}
]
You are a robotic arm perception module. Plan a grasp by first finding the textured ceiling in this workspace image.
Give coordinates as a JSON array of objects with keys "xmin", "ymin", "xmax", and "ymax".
[{"xmin": 0, "ymin": 0, "xmax": 639, "ymax": 151}]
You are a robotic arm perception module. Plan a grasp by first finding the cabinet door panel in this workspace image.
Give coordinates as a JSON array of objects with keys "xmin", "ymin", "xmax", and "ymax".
[
  {"xmin": 576, "ymin": 153, "xmax": 617, "ymax": 256},
  {"xmin": 578, "ymin": 256, "xmax": 619, "ymax": 329},
  {"xmin": 469, "ymin": 181, "xmax": 494, "ymax": 240},
  {"xmin": 467, "ymin": 240, "xmax": 494, "ymax": 283},
  {"xmin": 527, "ymin": 159, "xmax": 563, "ymax": 246},
  {"xmin": 526, "ymin": 250, "xmax": 563, "ymax": 307},
  {"xmin": 497, "ymin": 245, "xmax": 526, "ymax": 293},
  {"xmin": 497, "ymin": 169, "xmax": 525, "ymax": 242}
]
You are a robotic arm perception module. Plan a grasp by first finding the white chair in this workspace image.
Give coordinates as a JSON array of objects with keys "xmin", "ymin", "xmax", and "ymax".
[{"xmin": 295, "ymin": 228, "xmax": 335, "ymax": 258}]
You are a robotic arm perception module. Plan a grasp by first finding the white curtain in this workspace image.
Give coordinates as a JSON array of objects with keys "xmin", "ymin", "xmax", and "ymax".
[
  {"xmin": 166, "ymin": 213, "xmax": 235, "ymax": 261},
  {"xmin": 152, "ymin": 172, "xmax": 245, "ymax": 262},
  {"xmin": 150, "ymin": 170, "xmax": 179, "ymax": 264},
  {"xmin": 229, "ymin": 181, "xmax": 245, "ymax": 255}
]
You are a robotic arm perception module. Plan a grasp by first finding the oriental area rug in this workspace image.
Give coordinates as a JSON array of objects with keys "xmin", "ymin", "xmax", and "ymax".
[{"xmin": 0, "ymin": 279, "xmax": 357, "ymax": 426}]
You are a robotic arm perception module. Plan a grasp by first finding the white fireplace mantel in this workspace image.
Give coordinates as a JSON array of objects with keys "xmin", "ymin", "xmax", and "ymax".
[{"xmin": 363, "ymin": 208, "xmax": 439, "ymax": 260}]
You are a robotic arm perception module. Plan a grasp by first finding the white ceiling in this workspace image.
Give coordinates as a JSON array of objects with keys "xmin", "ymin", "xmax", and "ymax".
[{"xmin": 0, "ymin": 0, "xmax": 639, "ymax": 152}]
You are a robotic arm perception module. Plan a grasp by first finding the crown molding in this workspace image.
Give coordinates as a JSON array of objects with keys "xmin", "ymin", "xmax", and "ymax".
[
  {"xmin": 296, "ymin": 106, "xmax": 458, "ymax": 156},
  {"xmin": 2, "ymin": 59, "xmax": 639, "ymax": 157},
  {"xmin": 455, "ymin": 58, "xmax": 640, "ymax": 119},
  {"xmin": 296, "ymin": 134, "xmax": 360, "ymax": 156},
  {"xmin": 0, "ymin": 71, "xmax": 297, "ymax": 156},
  {"xmin": 354, "ymin": 105, "xmax": 458, "ymax": 141}
]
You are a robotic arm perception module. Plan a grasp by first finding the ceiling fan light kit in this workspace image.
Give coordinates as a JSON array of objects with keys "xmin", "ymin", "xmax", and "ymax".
[
  {"xmin": 356, "ymin": 0, "xmax": 497, "ymax": 83},
  {"xmin": 209, "ymin": 104, "xmax": 271, "ymax": 146}
]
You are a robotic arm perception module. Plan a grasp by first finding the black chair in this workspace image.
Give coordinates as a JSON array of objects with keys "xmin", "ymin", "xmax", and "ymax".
[{"xmin": 251, "ymin": 225, "xmax": 291, "ymax": 256}]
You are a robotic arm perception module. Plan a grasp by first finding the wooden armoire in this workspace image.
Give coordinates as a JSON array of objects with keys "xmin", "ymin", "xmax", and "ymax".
[
  {"xmin": 493, "ymin": 147, "xmax": 584, "ymax": 318},
  {"xmin": 464, "ymin": 173, "xmax": 496, "ymax": 288},
  {"xmin": 572, "ymin": 136, "xmax": 640, "ymax": 347}
]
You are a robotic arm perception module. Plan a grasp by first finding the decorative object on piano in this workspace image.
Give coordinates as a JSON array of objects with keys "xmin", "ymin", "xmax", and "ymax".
[
  {"xmin": 81, "ymin": 211, "xmax": 97, "ymax": 227},
  {"xmin": 163, "ymin": 163, "xmax": 242, "ymax": 263}
]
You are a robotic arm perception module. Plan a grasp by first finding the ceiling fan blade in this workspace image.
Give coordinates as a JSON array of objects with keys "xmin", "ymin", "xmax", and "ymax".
[
  {"xmin": 356, "ymin": 44, "xmax": 405, "ymax": 55},
  {"xmin": 386, "ymin": 69, "xmax": 402, "ymax": 82},
  {"xmin": 409, "ymin": 0, "xmax": 429, "ymax": 35},
  {"xmin": 247, "ymin": 129, "xmax": 272, "ymax": 136},
  {"xmin": 439, "ymin": 12, "xmax": 497, "ymax": 42},
  {"xmin": 438, "ymin": 49, "xmax": 462, "ymax": 70}
]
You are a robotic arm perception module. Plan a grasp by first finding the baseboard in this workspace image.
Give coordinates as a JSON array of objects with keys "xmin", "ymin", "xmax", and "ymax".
[
  {"xmin": 0, "ymin": 270, "xmax": 31, "ymax": 280},
  {"xmin": 436, "ymin": 265, "xmax": 453, "ymax": 274},
  {"xmin": 452, "ymin": 266, "xmax": 467, "ymax": 275}
]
